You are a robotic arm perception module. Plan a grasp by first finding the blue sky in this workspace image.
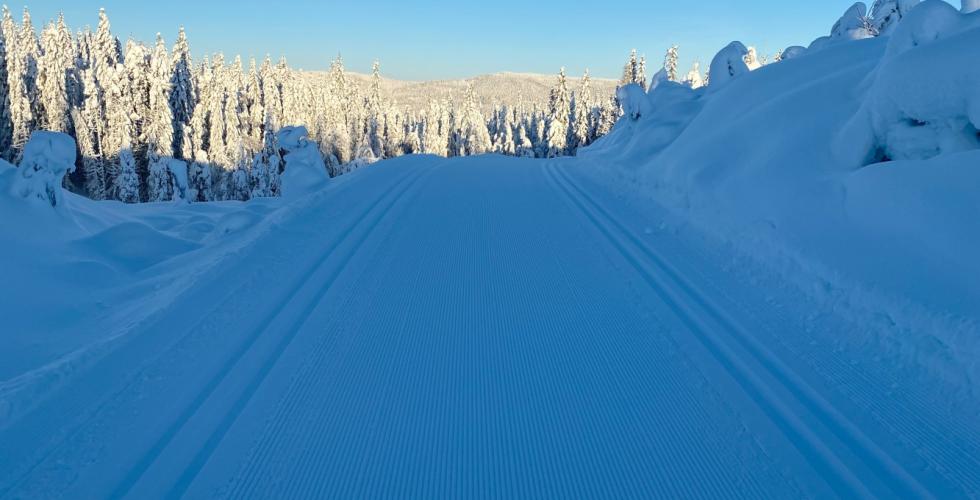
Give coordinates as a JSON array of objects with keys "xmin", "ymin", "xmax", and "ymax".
[{"xmin": 20, "ymin": 1, "xmax": 905, "ymax": 80}]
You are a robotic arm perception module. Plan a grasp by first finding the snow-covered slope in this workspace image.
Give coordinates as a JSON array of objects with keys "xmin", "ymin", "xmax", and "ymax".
[{"xmin": 582, "ymin": 0, "xmax": 980, "ymax": 384}]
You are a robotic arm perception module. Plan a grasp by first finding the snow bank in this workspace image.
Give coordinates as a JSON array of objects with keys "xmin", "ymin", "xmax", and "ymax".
[
  {"xmin": 277, "ymin": 126, "xmax": 330, "ymax": 197},
  {"xmin": 9, "ymin": 132, "xmax": 76, "ymax": 208},
  {"xmin": 582, "ymin": 3, "xmax": 980, "ymax": 386},
  {"xmin": 835, "ymin": 1, "xmax": 980, "ymax": 166}
]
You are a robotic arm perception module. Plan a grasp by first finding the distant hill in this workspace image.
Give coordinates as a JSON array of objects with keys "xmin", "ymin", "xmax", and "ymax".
[{"xmin": 299, "ymin": 71, "xmax": 619, "ymax": 113}]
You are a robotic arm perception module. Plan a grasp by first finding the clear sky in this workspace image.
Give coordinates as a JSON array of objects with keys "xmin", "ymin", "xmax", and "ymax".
[{"xmin": 15, "ymin": 1, "xmax": 935, "ymax": 80}]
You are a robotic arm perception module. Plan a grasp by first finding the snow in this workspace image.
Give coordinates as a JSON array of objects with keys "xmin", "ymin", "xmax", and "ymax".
[
  {"xmin": 276, "ymin": 126, "xmax": 330, "ymax": 197},
  {"xmin": 581, "ymin": 3, "xmax": 980, "ymax": 391},
  {"xmin": 2, "ymin": 2, "xmax": 980, "ymax": 498},
  {"xmin": 706, "ymin": 41, "xmax": 749, "ymax": 90},
  {"xmin": 9, "ymin": 131, "xmax": 76, "ymax": 208}
]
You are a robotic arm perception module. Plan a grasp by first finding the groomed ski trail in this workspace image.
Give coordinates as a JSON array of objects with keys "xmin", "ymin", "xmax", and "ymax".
[{"xmin": 2, "ymin": 155, "xmax": 978, "ymax": 499}]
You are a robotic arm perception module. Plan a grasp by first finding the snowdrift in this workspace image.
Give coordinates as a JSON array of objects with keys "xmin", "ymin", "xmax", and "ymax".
[
  {"xmin": 0, "ymin": 130, "xmax": 332, "ymax": 423},
  {"xmin": 582, "ymin": 0, "xmax": 980, "ymax": 382}
]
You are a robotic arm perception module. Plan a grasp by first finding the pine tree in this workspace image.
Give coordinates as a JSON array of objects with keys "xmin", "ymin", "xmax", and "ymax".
[
  {"xmin": 146, "ymin": 34, "xmax": 176, "ymax": 202},
  {"xmin": 169, "ymin": 26, "xmax": 194, "ymax": 159},
  {"xmin": 365, "ymin": 60, "xmax": 387, "ymax": 158},
  {"xmin": 73, "ymin": 66, "xmax": 109, "ymax": 200},
  {"xmin": 0, "ymin": 10, "xmax": 13, "ymax": 158},
  {"xmin": 38, "ymin": 14, "xmax": 76, "ymax": 134},
  {"xmin": 5, "ymin": 7, "xmax": 41, "ymax": 159},
  {"xmin": 685, "ymin": 62, "xmax": 704, "ymax": 89},
  {"xmin": 664, "ymin": 45, "xmax": 679, "ymax": 82},
  {"xmin": 115, "ymin": 145, "xmax": 140, "ymax": 203},
  {"xmin": 545, "ymin": 67, "xmax": 570, "ymax": 157}
]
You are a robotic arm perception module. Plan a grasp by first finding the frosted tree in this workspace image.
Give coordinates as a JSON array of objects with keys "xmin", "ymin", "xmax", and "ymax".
[
  {"xmin": 545, "ymin": 67, "xmax": 570, "ymax": 157},
  {"xmin": 421, "ymin": 99, "xmax": 449, "ymax": 156},
  {"xmin": 0, "ymin": 11, "xmax": 12, "ymax": 158},
  {"xmin": 365, "ymin": 60, "xmax": 387, "ymax": 158},
  {"xmin": 38, "ymin": 14, "xmax": 76, "ymax": 134},
  {"xmin": 514, "ymin": 123, "xmax": 534, "ymax": 157},
  {"xmin": 569, "ymin": 70, "xmax": 593, "ymax": 150},
  {"xmin": 685, "ymin": 62, "xmax": 704, "ymax": 89},
  {"xmin": 664, "ymin": 45, "xmax": 679, "ymax": 82},
  {"xmin": 169, "ymin": 26, "xmax": 194, "ymax": 158},
  {"xmin": 5, "ymin": 7, "xmax": 42, "ymax": 159},
  {"xmin": 452, "ymin": 83, "xmax": 491, "ymax": 156},
  {"xmin": 250, "ymin": 111, "xmax": 281, "ymax": 197},
  {"xmin": 72, "ymin": 68, "xmax": 108, "ymax": 200},
  {"xmin": 115, "ymin": 144, "xmax": 140, "ymax": 203},
  {"xmin": 743, "ymin": 46, "xmax": 762, "ymax": 70},
  {"xmin": 146, "ymin": 34, "xmax": 176, "ymax": 202},
  {"xmin": 870, "ymin": 0, "xmax": 921, "ymax": 35},
  {"xmin": 620, "ymin": 49, "xmax": 647, "ymax": 90},
  {"xmin": 245, "ymin": 58, "xmax": 264, "ymax": 149}
]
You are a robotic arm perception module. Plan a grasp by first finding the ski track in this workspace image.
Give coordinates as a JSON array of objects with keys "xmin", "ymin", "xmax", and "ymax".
[{"xmin": 2, "ymin": 156, "xmax": 977, "ymax": 498}]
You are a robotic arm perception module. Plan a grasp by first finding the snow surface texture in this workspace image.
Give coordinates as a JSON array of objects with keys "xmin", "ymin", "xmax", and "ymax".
[
  {"xmin": 2, "ymin": 1, "xmax": 980, "ymax": 498},
  {"xmin": 583, "ymin": 0, "xmax": 980, "ymax": 389}
]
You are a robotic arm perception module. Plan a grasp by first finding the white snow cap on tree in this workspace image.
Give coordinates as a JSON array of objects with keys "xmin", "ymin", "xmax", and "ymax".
[
  {"xmin": 831, "ymin": 3, "xmax": 877, "ymax": 41},
  {"xmin": 743, "ymin": 47, "xmax": 762, "ymax": 70},
  {"xmin": 10, "ymin": 131, "xmax": 76, "ymax": 207},
  {"xmin": 871, "ymin": 0, "xmax": 922, "ymax": 35},
  {"xmin": 684, "ymin": 62, "xmax": 704, "ymax": 89},
  {"xmin": 708, "ymin": 42, "xmax": 749, "ymax": 91}
]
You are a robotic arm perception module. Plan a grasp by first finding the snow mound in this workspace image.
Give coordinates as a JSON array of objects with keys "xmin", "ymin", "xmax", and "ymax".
[
  {"xmin": 835, "ymin": 4, "xmax": 980, "ymax": 165},
  {"xmin": 707, "ymin": 42, "xmax": 749, "ymax": 91},
  {"xmin": 9, "ymin": 132, "xmax": 76, "ymax": 208},
  {"xmin": 580, "ymin": 10, "xmax": 980, "ymax": 385},
  {"xmin": 277, "ymin": 126, "xmax": 330, "ymax": 197},
  {"xmin": 71, "ymin": 222, "xmax": 201, "ymax": 273}
]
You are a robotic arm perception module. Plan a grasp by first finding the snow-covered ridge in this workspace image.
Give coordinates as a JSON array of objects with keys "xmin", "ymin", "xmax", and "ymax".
[{"xmin": 583, "ymin": 0, "xmax": 980, "ymax": 386}]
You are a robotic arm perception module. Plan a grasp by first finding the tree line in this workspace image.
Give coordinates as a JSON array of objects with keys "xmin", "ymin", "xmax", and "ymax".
[{"xmin": 0, "ymin": 7, "xmax": 624, "ymax": 203}]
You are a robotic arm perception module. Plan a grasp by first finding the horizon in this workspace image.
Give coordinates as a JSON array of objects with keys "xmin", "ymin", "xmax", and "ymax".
[{"xmin": 14, "ymin": 0, "xmax": 941, "ymax": 80}]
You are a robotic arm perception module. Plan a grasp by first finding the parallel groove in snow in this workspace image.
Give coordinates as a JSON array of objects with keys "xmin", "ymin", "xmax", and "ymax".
[
  {"xmin": 112, "ymin": 164, "xmax": 434, "ymax": 499},
  {"xmin": 200, "ymin": 159, "xmax": 799, "ymax": 498},
  {"xmin": 546, "ymin": 162, "xmax": 933, "ymax": 499},
  {"xmin": 0, "ymin": 165, "xmax": 419, "ymax": 499}
]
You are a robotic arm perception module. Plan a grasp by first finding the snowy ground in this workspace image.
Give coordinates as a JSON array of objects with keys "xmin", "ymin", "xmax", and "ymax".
[
  {"xmin": 1, "ymin": 153, "xmax": 979, "ymax": 498},
  {"xmin": 3, "ymin": 3, "xmax": 980, "ymax": 497}
]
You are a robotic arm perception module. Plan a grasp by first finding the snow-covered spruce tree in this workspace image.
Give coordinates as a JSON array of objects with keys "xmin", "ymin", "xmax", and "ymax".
[
  {"xmin": 452, "ymin": 83, "xmax": 492, "ymax": 156},
  {"xmin": 421, "ymin": 99, "xmax": 449, "ymax": 157},
  {"xmin": 567, "ymin": 71, "xmax": 593, "ymax": 152},
  {"xmin": 664, "ymin": 45, "xmax": 679, "ymax": 82},
  {"xmin": 365, "ymin": 60, "xmax": 387, "ymax": 159},
  {"xmin": 169, "ymin": 26, "xmax": 194, "ymax": 159},
  {"xmin": 0, "ymin": 11, "xmax": 13, "ymax": 158},
  {"xmin": 123, "ymin": 39, "xmax": 152, "ymax": 199},
  {"xmin": 115, "ymin": 143, "xmax": 140, "ymax": 203},
  {"xmin": 183, "ymin": 56, "xmax": 213, "ymax": 202},
  {"xmin": 685, "ymin": 62, "xmax": 704, "ymax": 89},
  {"xmin": 245, "ymin": 58, "xmax": 264, "ymax": 150},
  {"xmin": 4, "ymin": 7, "xmax": 42, "ymax": 160},
  {"xmin": 250, "ymin": 110, "xmax": 281, "ymax": 198},
  {"xmin": 545, "ymin": 67, "xmax": 570, "ymax": 158},
  {"xmin": 870, "ymin": 0, "xmax": 920, "ymax": 35},
  {"xmin": 619, "ymin": 49, "xmax": 647, "ymax": 91},
  {"xmin": 74, "ymin": 68, "xmax": 109, "ymax": 200},
  {"xmin": 146, "ymin": 34, "xmax": 177, "ymax": 202},
  {"xmin": 743, "ymin": 46, "xmax": 762, "ymax": 70},
  {"xmin": 37, "ymin": 14, "xmax": 77, "ymax": 134}
]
